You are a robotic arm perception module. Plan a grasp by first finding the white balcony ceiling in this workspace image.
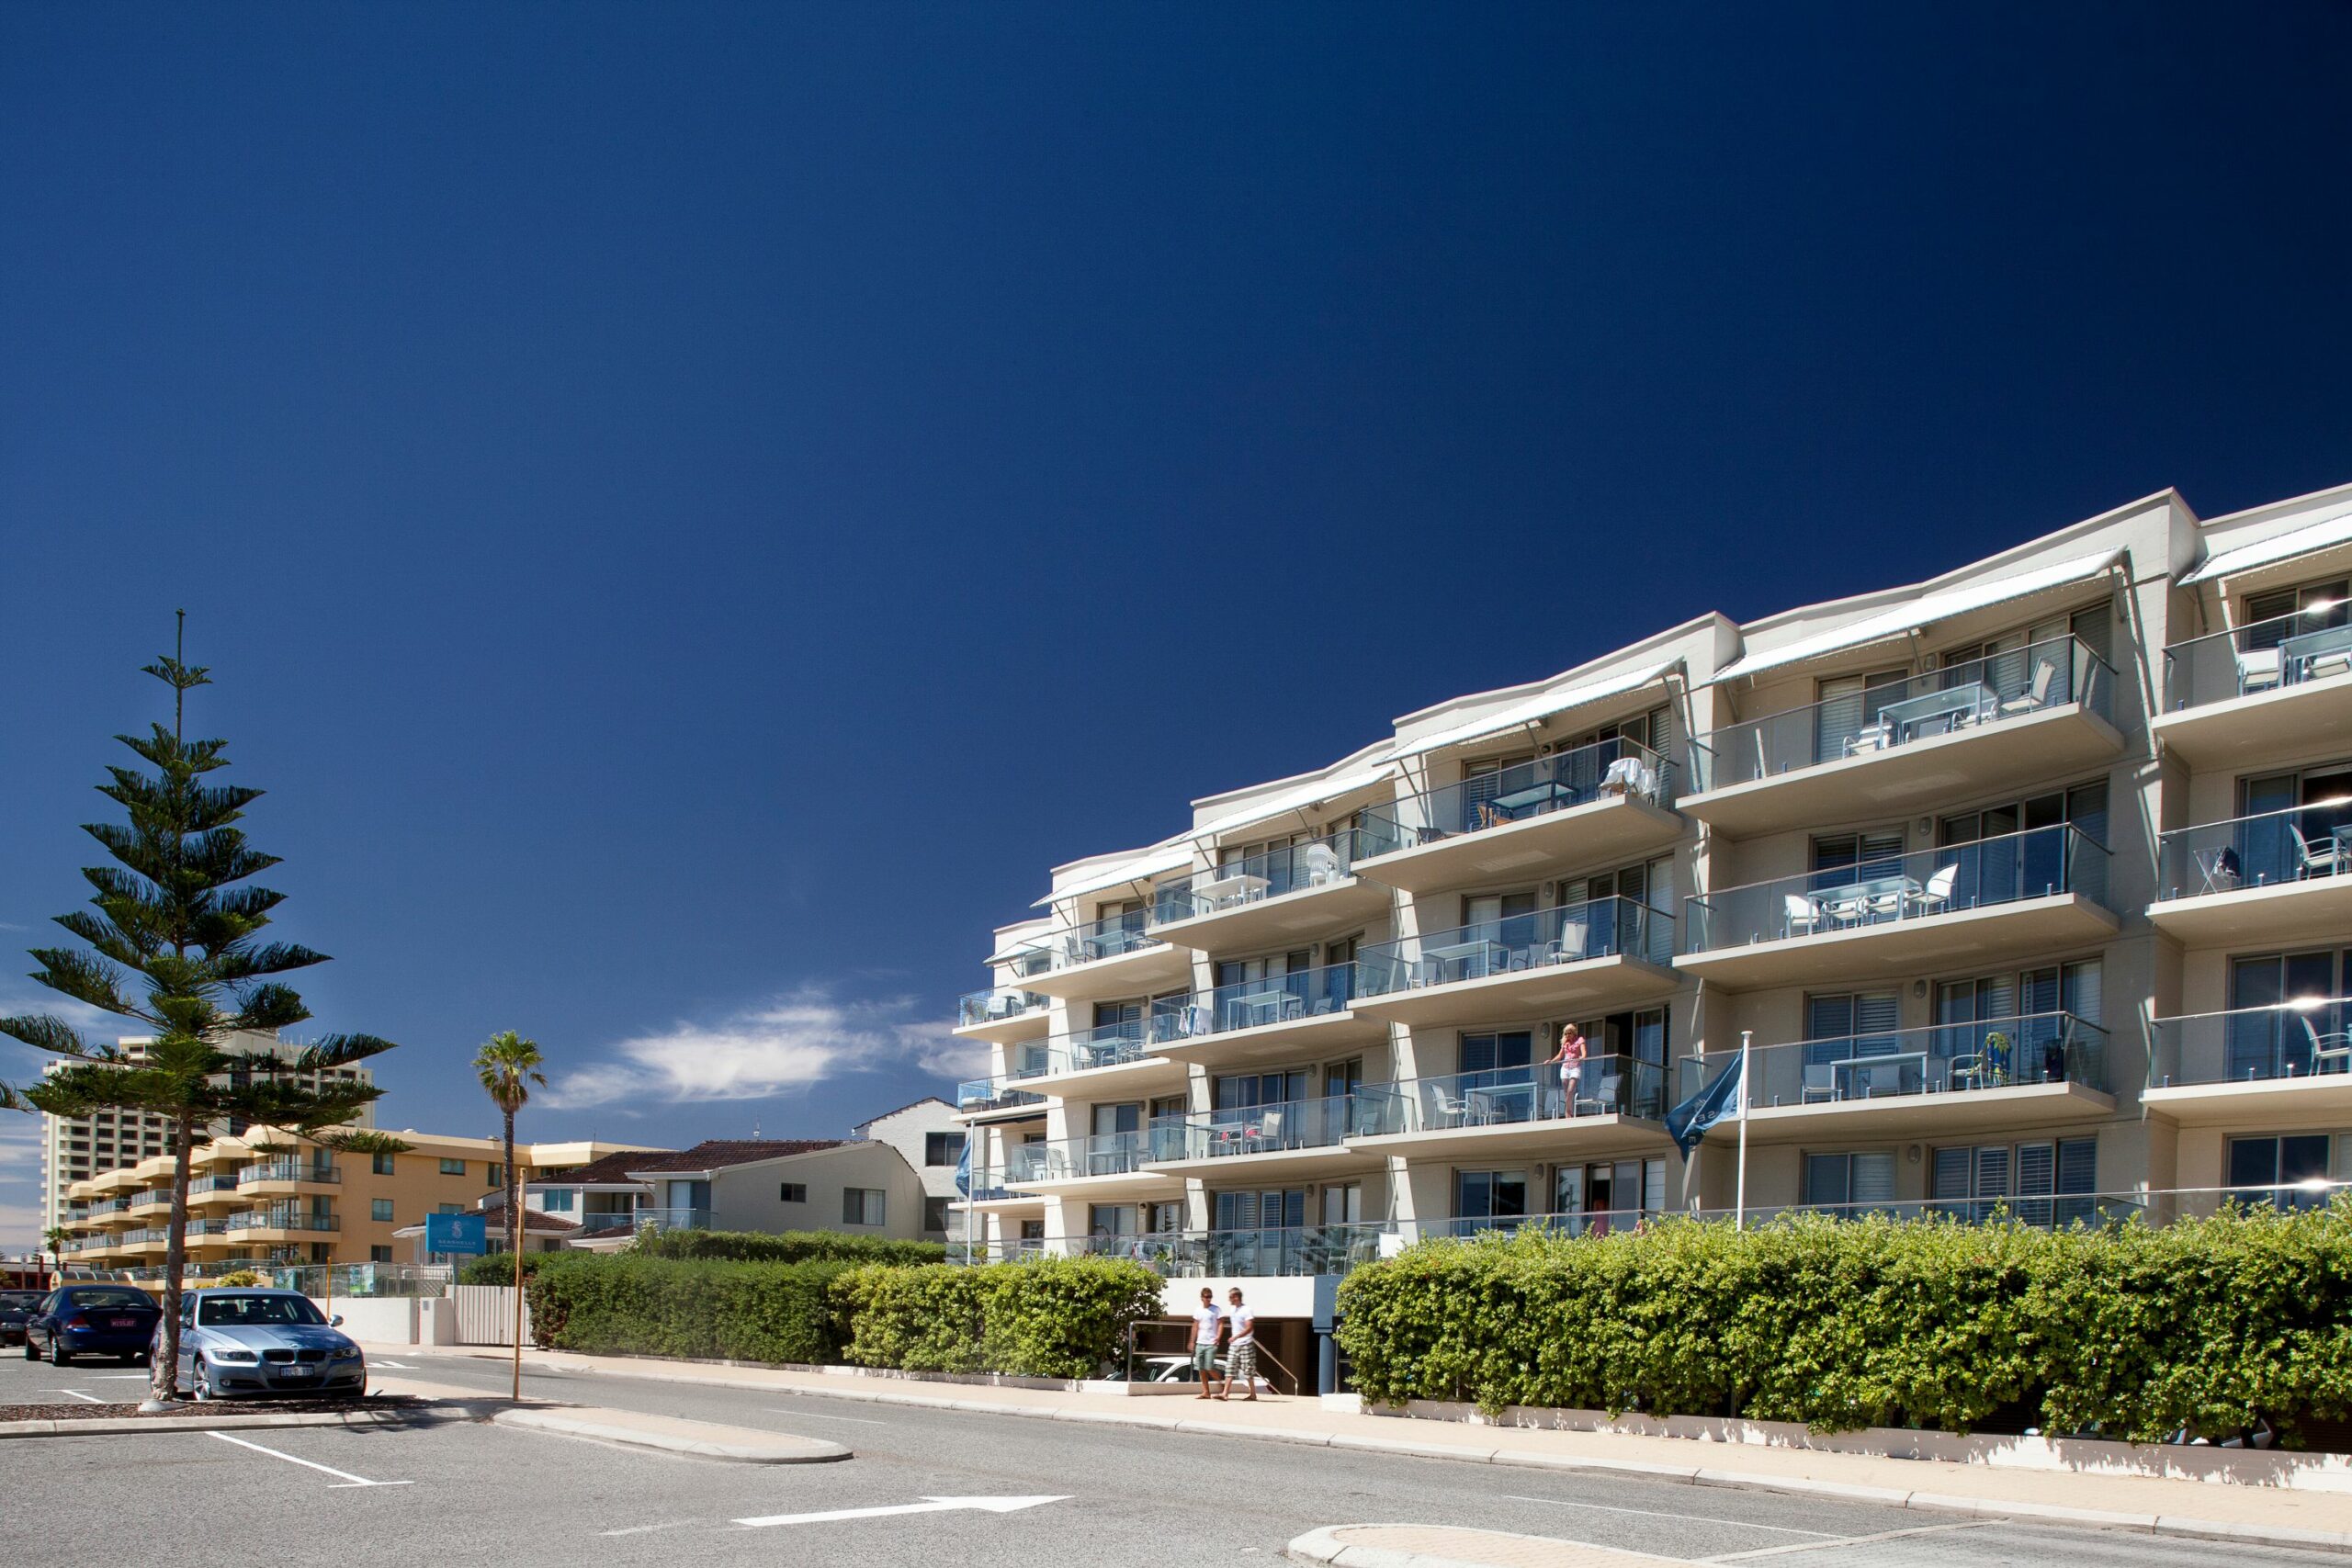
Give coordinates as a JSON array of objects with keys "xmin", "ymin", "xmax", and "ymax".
[
  {"xmin": 2183, "ymin": 506, "xmax": 2352, "ymax": 584},
  {"xmin": 1392, "ymin": 660, "xmax": 1680, "ymax": 761}
]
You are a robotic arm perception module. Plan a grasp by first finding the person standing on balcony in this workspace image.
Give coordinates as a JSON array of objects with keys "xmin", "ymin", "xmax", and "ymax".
[
  {"xmin": 1548, "ymin": 1022, "xmax": 1589, "ymax": 1117},
  {"xmin": 1190, "ymin": 1286, "xmax": 1225, "ymax": 1399},
  {"xmin": 1220, "ymin": 1288, "xmax": 1259, "ymax": 1402}
]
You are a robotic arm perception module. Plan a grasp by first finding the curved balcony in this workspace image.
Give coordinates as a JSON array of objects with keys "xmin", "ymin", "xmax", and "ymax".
[
  {"xmin": 237, "ymin": 1162, "xmax": 341, "ymax": 1196},
  {"xmin": 1354, "ymin": 738, "xmax": 1681, "ymax": 896},
  {"xmin": 1148, "ymin": 830, "xmax": 1392, "ymax": 951},
  {"xmin": 1347, "ymin": 1060, "xmax": 1670, "ymax": 1161},
  {"xmin": 1001, "ymin": 1017, "xmax": 1192, "ymax": 1097},
  {"xmin": 1679, "ymin": 825, "xmax": 2115, "ymax": 990},
  {"xmin": 2157, "ymin": 608, "xmax": 2352, "ymax": 766},
  {"xmin": 1144, "ymin": 1094, "xmax": 1376, "ymax": 1182},
  {"xmin": 1001, "ymin": 911, "xmax": 1191, "ymax": 1001},
  {"xmin": 953, "ymin": 988, "xmax": 1053, "ymax": 1043},
  {"xmin": 1354, "ymin": 897, "xmax": 1678, "ymax": 1028},
  {"xmin": 1001, "ymin": 1133, "xmax": 1182, "ymax": 1201},
  {"xmin": 1148, "ymin": 964, "xmax": 1383, "ymax": 1068},
  {"xmin": 1675, "ymin": 1013, "xmax": 2113, "ymax": 1143},
  {"xmin": 2151, "ymin": 799, "xmax": 2352, "ymax": 946},
  {"xmin": 2147, "ymin": 998, "xmax": 2352, "ymax": 1123},
  {"xmin": 1685, "ymin": 636, "xmax": 2120, "ymax": 837}
]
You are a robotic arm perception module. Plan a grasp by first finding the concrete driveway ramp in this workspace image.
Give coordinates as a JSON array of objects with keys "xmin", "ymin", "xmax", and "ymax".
[{"xmin": 1288, "ymin": 1524, "xmax": 1686, "ymax": 1568}]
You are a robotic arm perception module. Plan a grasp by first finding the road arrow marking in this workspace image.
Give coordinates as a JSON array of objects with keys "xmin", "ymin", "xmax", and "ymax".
[{"xmin": 734, "ymin": 1495, "xmax": 1070, "ymax": 1529}]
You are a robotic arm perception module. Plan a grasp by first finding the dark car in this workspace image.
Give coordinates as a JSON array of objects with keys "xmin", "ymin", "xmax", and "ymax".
[
  {"xmin": 0, "ymin": 1291, "xmax": 40, "ymax": 1347},
  {"xmin": 23, "ymin": 1285, "xmax": 160, "ymax": 1366}
]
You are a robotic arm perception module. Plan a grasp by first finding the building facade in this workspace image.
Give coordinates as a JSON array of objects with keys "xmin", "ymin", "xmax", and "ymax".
[
  {"xmin": 950, "ymin": 479, "xmax": 2352, "ymax": 1373},
  {"xmin": 35, "ymin": 1032, "xmax": 374, "ymax": 1234}
]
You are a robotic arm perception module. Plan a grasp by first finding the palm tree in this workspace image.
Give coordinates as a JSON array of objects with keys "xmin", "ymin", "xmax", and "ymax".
[
  {"xmin": 41, "ymin": 1226, "xmax": 67, "ymax": 1288},
  {"xmin": 472, "ymin": 1032, "xmax": 545, "ymax": 1260}
]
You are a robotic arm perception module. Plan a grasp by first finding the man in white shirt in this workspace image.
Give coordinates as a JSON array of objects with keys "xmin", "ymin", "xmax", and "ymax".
[
  {"xmin": 1221, "ymin": 1288, "xmax": 1258, "ymax": 1402},
  {"xmin": 1189, "ymin": 1286, "xmax": 1224, "ymax": 1400}
]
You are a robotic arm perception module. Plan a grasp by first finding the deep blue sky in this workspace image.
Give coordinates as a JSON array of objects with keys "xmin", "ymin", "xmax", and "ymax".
[{"xmin": 3, "ymin": 5, "xmax": 2349, "ymax": 1247}]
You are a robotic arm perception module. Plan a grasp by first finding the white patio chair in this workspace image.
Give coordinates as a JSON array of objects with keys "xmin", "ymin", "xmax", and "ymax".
[
  {"xmin": 1948, "ymin": 1053, "xmax": 1992, "ymax": 1092},
  {"xmin": 2237, "ymin": 647, "xmax": 2282, "ymax": 694},
  {"xmin": 1912, "ymin": 863, "xmax": 1959, "ymax": 916},
  {"xmin": 1555, "ymin": 919, "xmax": 1589, "ymax": 960},
  {"xmin": 1801, "ymin": 1064, "xmax": 1837, "ymax": 1103},
  {"xmin": 1574, "ymin": 1071, "xmax": 1622, "ymax": 1117},
  {"xmin": 2290, "ymin": 821, "xmax": 2349, "ymax": 880},
  {"xmin": 1428, "ymin": 1083, "xmax": 1474, "ymax": 1129},
  {"xmin": 2300, "ymin": 1015, "xmax": 2352, "ymax": 1076},
  {"xmin": 1783, "ymin": 893, "xmax": 1826, "ymax": 938},
  {"xmin": 1302, "ymin": 843, "xmax": 1340, "ymax": 886},
  {"xmin": 1999, "ymin": 660, "xmax": 2057, "ymax": 716}
]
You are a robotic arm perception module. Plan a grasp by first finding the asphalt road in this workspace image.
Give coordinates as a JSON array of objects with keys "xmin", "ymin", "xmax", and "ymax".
[{"xmin": 0, "ymin": 1348, "xmax": 2340, "ymax": 1568}]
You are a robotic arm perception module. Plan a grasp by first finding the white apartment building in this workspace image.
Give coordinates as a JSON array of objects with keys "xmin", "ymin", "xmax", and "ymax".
[
  {"xmin": 951, "ymin": 479, "xmax": 2352, "ymax": 1390},
  {"xmin": 36, "ymin": 1033, "xmax": 374, "ymax": 1233}
]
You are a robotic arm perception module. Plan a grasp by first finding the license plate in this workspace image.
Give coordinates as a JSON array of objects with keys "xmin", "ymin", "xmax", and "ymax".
[
  {"xmin": 282, "ymin": 1365, "xmax": 311, "ymax": 1375},
  {"xmin": 108, "ymin": 1317, "xmax": 135, "ymax": 1327}
]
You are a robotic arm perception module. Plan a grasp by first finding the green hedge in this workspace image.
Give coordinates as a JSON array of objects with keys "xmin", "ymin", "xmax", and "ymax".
[
  {"xmin": 632, "ymin": 1228, "xmax": 946, "ymax": 1266},
  {"xmin": 457, "ymin": 1253, "xmax": 550, "ymax": 1287},
  {"xmin": 1334, "ymin": 1203, "xmax": 2352, "ymax": 1444},
  {"xmin": 525, "ymin": 1254, "xmax": 853, "ymax": 1364},
  {"xmin": 832, "ymin": 1257, "xmax": 1164, "ymax": 1378}
]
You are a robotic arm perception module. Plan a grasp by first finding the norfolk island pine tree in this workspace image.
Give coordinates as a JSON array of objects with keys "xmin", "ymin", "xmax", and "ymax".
[{"xmin": 0, "ymin": 619, "xmax": 403, "ymax": 1410}]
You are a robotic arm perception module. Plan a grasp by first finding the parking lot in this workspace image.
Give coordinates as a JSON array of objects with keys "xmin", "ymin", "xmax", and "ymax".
[{"xmin": 5, "ymin": 1347, "xmax": 2349, "ymax": 1567}]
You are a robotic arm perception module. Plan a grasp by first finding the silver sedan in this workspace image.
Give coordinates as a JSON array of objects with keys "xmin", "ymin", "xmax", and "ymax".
[{"xmin": 162, "ymin": 1287, "xmax": 367, "ymax": 1400}]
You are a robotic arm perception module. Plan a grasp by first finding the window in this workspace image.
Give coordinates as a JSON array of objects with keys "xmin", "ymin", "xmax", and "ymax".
[
  {"xmin": 1810, "ymin": 829, "xmax": 1905, "ymax": 889},
  {"xmin": 1087, "ymin": 1202, "xmax": 1138, "ymax": 1237},
  {"xmin": 1932, "ymin": 1137, "xmax": 2097, "ymax": 1224},
  {"xmin": 1552, "ymin": 1158, "xmax": 1665, "ymax": 1227},
  {"xmin": 371, "ymin": 1151, "xmax": 396, "ymax": 1176},
  {"xmin": 1211, "ymin": 1072, "xmax": 1306, "ymax": 1110},
  {"xmin": 1213, "ymin": 1188, "xmax": 1305, "ymax": 1229},
  {"xmin": 1802, "ymin": 1151, "xmax": 1896, "ymax": 1212},
  {"xmin": 2244, "ymin": 578, "xmax": 2351, "ymax": 649},
  {"xmin": 2225, "ymin": 948, "xmax": 2352, "ymax": 1077},
  {"xmin": 1322, "ymin": 1182, "xmax": 1362, "ymax": 1224},
  {"xmin": 439, "ymin": 1158, "xmax": 465, "ymax": 1176},
  {"xmin": 486, "ymin": 1164, "xmax": 504, "ymax": 1188},
  {"xmin": 2233, "ymin": 762, "xmax": 2352, "ymax": 886},
  {"xmin": 924, "ymin": 1132, "xmax": 966, "ymax": 1168},
  {"xmin": 1453, "ymin": 1169, "xmax": 1529, "ymax": 1231},
  {"xmin": 1933, "ymin": 961, "xmax": 2102, "ymax": 1084},
  {"xmin": 369, "ymin": 1246, "xmax": 393, "ymax": 1263},
  {"xmin": 922, "ymin": 1196, "xmax": 950, "ymax": 1233},
  {"xmin": 1936, "ymin": 780, "xmax": 2109, "ymax": 902},
  {"xmin": 542, "ymin": 1188, "xmax": 576, "ymax": 1213},
  {"xmin": 1814, "ymin": 669, "xmax": 1909, "ymax": 762},
  {"xmin": 779, "ymin": 1182, "xmax": 807, "ymax": 1203},
  {"xmin": 2227, "ymin": 1134, "xmax": 2337, "ymax": 1210},
  {"xmin": 370, "ymin": 1199, "xmax": 395, "ymax": 1223},
  {"xmin": 435, "ymin": 1202, "xmax": 462, "ymax": 1216},
  {"xmin": 842, "ymin": 1188, "xmax": 886, "ymax": 1226}
]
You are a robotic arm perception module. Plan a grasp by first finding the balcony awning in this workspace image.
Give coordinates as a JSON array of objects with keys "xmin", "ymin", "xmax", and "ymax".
[
  {"xmin": 1712, "ymin": 549, "xmax": 2121, "ymax": 685},
  {"xmin": 1182, "ymin": 750, "xmax": 1399, "ymax": 844},
  {"xmin": 1030, "ymin": 843, "xmax": 1197, "ymax": 908},
  {"xmin": 2183, "ymin": 507, "xmax": 2352, "ymax": 585},
  {"xmin": 1392, "ymin": 660, "xmax": 1680, "ymax": 761}
]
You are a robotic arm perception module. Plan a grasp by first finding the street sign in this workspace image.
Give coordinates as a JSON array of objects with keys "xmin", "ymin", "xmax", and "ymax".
[{"xmin": 424, "ymin": 1212, "xmax": 488, "ymax": 1256}]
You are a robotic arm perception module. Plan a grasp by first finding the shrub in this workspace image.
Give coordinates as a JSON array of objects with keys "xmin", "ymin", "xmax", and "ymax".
[
  {"xmin": 524, "ymin": 1253, "xmax": 852, "ymax": 1364},
  {"xmin": 458, "ymin": 1252, "xmax": 551, "ymax": 1287},
  {"xmin": 832, "ymin": 1256, "xmax": 1163, "ymax": 1378},
  {"xmin": 632, "ymin": 1228, "xmax": 946, "ymax": 1267},
  {"xmin": 1335, "ymin": 1201, "xmax": 2352, "ymax": 1444}
]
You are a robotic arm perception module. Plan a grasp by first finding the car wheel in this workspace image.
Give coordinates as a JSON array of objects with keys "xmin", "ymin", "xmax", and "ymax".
[
  {"xmin": 191, "ymin": 1357, "xmax": 215, "ymax": 1403},
  {"xmin": 50, "ymin": 1340, "xmax": 70, "ymax": 1367},
  {"xmin": 19, "ymin": 1337, "xmax": 35, "ymax": 1361}
]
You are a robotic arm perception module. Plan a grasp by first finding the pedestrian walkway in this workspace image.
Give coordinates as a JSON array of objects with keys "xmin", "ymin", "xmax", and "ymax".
[{"xmin": 368, "ymin": 1343, "xmax": 2352, "ymax": 1551}]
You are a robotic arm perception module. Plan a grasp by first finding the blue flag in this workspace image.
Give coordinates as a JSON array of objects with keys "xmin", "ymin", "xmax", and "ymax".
[
  {"xmin": 953, "ymin": 1136, "xmax": 971, "ymax": 1198},
  {"xmin": 1666, "ymin": 1053, "xmax": 1745, "ymax": 1157}
]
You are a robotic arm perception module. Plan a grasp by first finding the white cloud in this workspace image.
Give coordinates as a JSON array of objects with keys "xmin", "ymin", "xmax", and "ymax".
[{"xmin": 543, "ymin": 986, "xmax": 984, "ymax": 1111}]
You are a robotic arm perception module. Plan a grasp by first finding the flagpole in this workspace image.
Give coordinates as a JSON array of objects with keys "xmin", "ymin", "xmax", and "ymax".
[{"xmin": 1735, "ymin": 1031, "xmax": 1751, "ymax": 1232}]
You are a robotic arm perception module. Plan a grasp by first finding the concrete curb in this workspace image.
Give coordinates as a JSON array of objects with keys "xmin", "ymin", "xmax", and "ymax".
[
  {"xmin": 0, "ymin": 1404, "xmax": 480, "ymax": 1440},
  {"xmin": 491, "ymin": 1405, "xmax": 851, "ymax": 1464},
  {"xmin": 406, "ymin": 1350, "xmax": 2352, "ymax": 1553}
]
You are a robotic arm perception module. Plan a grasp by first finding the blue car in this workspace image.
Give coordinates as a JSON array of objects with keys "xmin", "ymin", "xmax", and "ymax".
[
  {"xmin": 23, "ymin": 1285, "xmax": 161, "ymax": 1365},
  {"xmin": 166, "ymin": 1288, "xmax": 366, "ymax": 1400}
]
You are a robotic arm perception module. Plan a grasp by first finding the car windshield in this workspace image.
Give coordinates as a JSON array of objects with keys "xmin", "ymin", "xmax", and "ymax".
[
  {"xmin": 0, "ymin": 1292, "xmax": 40, "ymax": 1311},
  {"xmin": 198, "ymin": 1294, "xmax": 326, "ymax": 1327},
  {"xmin": 66, "ymin": 1290, "xmax": 152, "ymax": 1310}
]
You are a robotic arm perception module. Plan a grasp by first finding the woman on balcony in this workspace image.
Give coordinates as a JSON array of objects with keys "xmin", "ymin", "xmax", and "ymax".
[{"xmin": 1548, "ymin": 1022, "xmax": 1589, "ymax": 1117}]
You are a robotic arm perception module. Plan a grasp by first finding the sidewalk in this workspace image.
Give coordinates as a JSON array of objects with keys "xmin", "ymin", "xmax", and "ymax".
[{"xmin": 370, "ymin": 1343, "xmax": 2352, "ymax": 1551}]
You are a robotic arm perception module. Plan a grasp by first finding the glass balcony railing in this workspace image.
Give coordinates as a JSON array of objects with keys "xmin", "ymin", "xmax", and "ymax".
[
  {"xmin": 1683, "ymin": 824, "xmax": 2110, "ymax": 954},
  {"xmin": 1689, "ymin": 635, "xmax": 2113, "ymax": 793},
  {"xmin": 1076, "ymin": 1224, "xmax": 1394, "ymax": 1277},
  {"xmin": 1182, "ymin": 964, "xmax": 1359, "ymax": 1036},
  {"xmin": 2164, "ymin": 606, "xmax": 2352, "ymax": 713},
  {"xmin": 2155, "ymin": 800, "xmax": 2352, "ymax": 900},
  {"xmin": 1353, "ymin": 1057, "xmax": 1670, "ymax": 1134},
  {"xmin": 130, "ymin": 1190, "xmax": 170, "ymax": 1210},
  {"xmin": 228, "ymin": 1210, "xmax": 340, "ymax": 1234},
  {"xmin": 956, "ymin": 1077, "xmax": 1046, "ymax": 1111},
  {"xmin": 1152, "ymin": 830, "xmax": 1371, "ymax": 926},
  {"xmin": 1006, "ymin": 911, "xmax": 1163, "ymax": 976},
  {"xmin": 2150, "ymin": 998, "xmax": 2352, "ymax": 1087},
  {"xmin": 1674, "ymin": 1013, "xmax": 2109, "ymax": 1111},
  {"xmin": 1357, "ymin": 897, "xmax": 1671, "ymax": 996},
  {"xmin": 197, "ymin": 1174, "xmax": 243, "ymax": 1194},
  {"xmin": 1148, "ymin": 1093, "xmax": 1359, "ymax": 1162},
  {"xmin": 957, "ymin": 989, "xmax": 1050, "ymax": 1029},
  {"xmin": 1005, "ymin": 1133, "xmax": 1152, "ymax": 1182},
  {"xmin": 632, "ymin": 1206, "xmax": 712, "ymax": 1233},
  {"xmin": 571, "ymin": 1212, "xmax": 645, "ymax": 1236},
  {"xmin": 243, "ymin": 1161, "xmax": 340, "ymax": 1185},
  {"xmin": 1416, "ymin": 1208, "xmax": 1660, "ymax": 1240},
  {"xmin": 1360, "ymin": 737, "xmax": 1673, "ymax": 858}
]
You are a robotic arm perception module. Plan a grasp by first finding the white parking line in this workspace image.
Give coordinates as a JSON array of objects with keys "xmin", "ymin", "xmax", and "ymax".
[
  {"xmin": 86, "ymin": 1373, "xmax": 151, "ymax": 1380},
  {"xmin": 763, "ymin": 1406, "xmax": 888, "ymax": 1426},
  {"xmin": 597, "ymin": 1521, "xmax": 702, "ymax": 1538},
  {"xmin": 53, "ymin": 1390, "xmax": 104, "ymax": 1404},
  {"xmin": 373, "ymin": 1359, "xmax": 417, "ymax": 1371},
  {"xmin": 1502, "ymin": 1495, "xmax": 1837, "ymax": 1537},
  {"xmin": 1701, "ymin": 1518, "xmax": 1999, "ymax": 1561},
  {"xmin": 207, "ymin": 1430, "xmax": 413, "ymax": 1488}
]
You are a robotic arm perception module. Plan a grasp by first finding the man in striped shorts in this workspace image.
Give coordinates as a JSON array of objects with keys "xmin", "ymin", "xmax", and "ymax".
[{"xmin": 1220, "ymin": 1288, "xmax": 1258, "ymax": 1401}]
